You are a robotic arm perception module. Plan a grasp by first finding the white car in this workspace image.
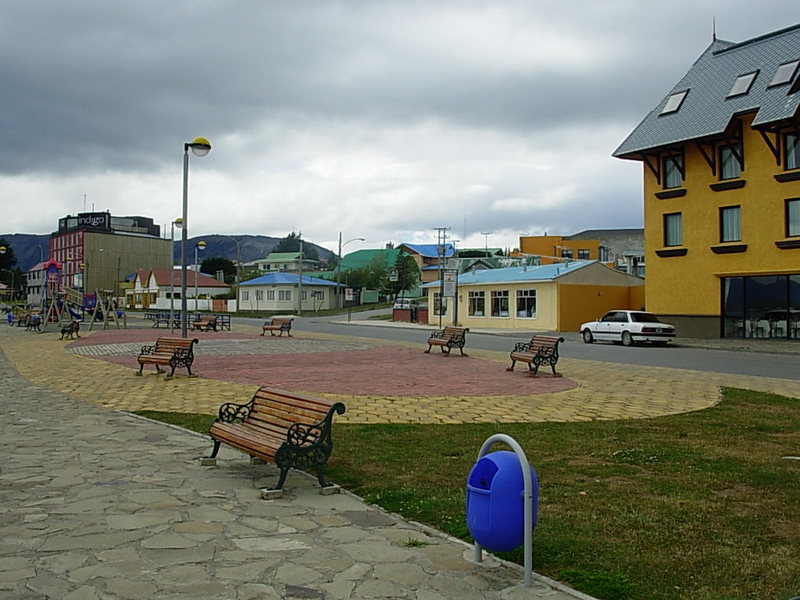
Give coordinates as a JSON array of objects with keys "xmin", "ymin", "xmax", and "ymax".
[
  {"xmin": 580, "ymin": 310, "xmax": 676, "ymax": 346},
  {"xmin": 392, "ymin": 298, "xmax": 419, "ymax": 310}
]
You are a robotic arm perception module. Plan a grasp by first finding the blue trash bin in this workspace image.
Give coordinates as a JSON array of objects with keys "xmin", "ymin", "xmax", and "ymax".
[{"xmin": 466, "ymin": 450, "xmax": 538, "ymax": 552}]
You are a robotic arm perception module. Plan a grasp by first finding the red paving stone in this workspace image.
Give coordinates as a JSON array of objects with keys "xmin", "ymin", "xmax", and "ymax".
[{"xmin": 76, "ymin": 330, "xmax": 577, "ymax": 397}]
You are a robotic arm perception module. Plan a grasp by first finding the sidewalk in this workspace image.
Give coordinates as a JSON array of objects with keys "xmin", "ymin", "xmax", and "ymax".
[{"xmin": 0, "ymin": 324, "xmax": 591, "ymax": 600}]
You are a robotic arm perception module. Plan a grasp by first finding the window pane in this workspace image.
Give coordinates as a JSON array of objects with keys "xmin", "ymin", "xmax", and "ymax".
[
  {"xmin": 721, "ymin": 206, "xmax": 741, "ymax": 242},
  {"xmin": 770, "ymin": 60, "xmax": 800, "ymax": 87},
  {"xmin": 661, "ymin": 90, "xmax": 688, "ymax": 115},
  {"xmin": 468, "ymin": 291, "xmax": 485, "ymax": 316},
  {"xmin": 787, "ymin": 134, "xmax": 800, "ymax": 170},
  {"xmin": 720, "ymin": 144, "xmax": 741, "ymax": 180},
  {"xmin": 728, "ymin": 72, "xmax": 757, "ymax": 97},
  {"xmin": 664, "ymin": 213, "xmax": 682, "ymax": 246},
  {"xmin": 515, "ymin": 289, "xmax": 536, "ymax": 318},
  {"xmin": 788, "ymin": 199, "xmax": 800, "ymax": 237},
  {"xmin": 491, "ymin": 290, "xmax": 509, "ymax": 317},
  {"xmin": 664, "ymin": 155, "xmax": 683, "ymax": 188}
]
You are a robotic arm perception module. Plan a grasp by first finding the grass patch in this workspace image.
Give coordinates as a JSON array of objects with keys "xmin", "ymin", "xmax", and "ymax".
[{"xmin": 135, "ymin": 387, "xmax": 800, "ymax": 600}]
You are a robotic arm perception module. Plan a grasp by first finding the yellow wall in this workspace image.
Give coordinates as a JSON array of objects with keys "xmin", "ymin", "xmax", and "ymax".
[
  {"xmin": 644, "ymin": 113, "xmax": 800, "ymax": 317},
  {"xmin": 557, "ymin": 284, "xmax": 645, "ymax": 332},
  {"xmin": 519, "ymin": 235, "xmax": 601, "ymax": 263}
]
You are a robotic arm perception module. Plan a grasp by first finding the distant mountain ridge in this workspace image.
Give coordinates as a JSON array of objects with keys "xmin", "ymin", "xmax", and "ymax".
[{"xmin": 0, "ymin": 233, "xmax": 335, "ymax": 272}]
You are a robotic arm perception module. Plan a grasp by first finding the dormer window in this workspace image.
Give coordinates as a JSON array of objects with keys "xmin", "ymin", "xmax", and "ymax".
[
  {"xmin": 660, "ymin": 90, "xmax": 688, "ymax": 115},
  {"xmin": 770, "ymin": 60, "xmax": 800, "ymax": 87},
  {"xmin": 727, "ymin": 71, "xmax": 758, "ymax": 97}
]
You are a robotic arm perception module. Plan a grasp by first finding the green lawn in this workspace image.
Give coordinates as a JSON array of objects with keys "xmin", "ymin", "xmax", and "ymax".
[{"xmin": 135, "ymin": 387, "xmax": 800, "ymax": 600}]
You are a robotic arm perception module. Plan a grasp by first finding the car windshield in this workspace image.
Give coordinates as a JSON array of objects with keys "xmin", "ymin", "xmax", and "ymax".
[{"xmin": 631, "ymin": 312, "xmax": 662, "ymax": 323}]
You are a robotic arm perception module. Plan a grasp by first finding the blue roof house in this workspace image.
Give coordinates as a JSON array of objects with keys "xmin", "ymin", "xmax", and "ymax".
[{"xmin": 238, "ymin": 272, "xmax": 344, "ymax": 313}]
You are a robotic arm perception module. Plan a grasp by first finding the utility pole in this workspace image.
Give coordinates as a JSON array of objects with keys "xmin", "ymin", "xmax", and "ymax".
[
  {"xmin": 481, "ymin": 231, "xmax": 492, "ymax": 258},
  {"xmin": 297, "ymin": 238, "xmax": 303, "ymax": 316},
  {"xmin": 434, "ymin": 227, "xmax": 449, "ymax": 329}
]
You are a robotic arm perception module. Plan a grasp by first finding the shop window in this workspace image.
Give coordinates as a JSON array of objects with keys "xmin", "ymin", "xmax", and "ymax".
[
  {"xmin": 491, "ymin": 290, "xmax": 509, "ymax": 317},
  {"xmin": 468, "ymin": 291, "xmax": 485, "ymax": 316},
  {"xmin": 516, "ymin": 289, "xmax": 536, "ymax": 318}
]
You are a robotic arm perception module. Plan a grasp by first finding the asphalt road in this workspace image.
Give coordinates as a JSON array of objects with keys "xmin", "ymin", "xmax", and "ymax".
[{"xmin": 235, "ymin": 312, "xmax": 800, "ymax": 381}]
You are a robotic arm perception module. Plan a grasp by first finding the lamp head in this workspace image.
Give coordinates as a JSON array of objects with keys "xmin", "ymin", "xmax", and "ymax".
[
  {"xmin": 0, "ymin": 246, "xmax": 6, "ymax": 255},
  {"xmin": 187, "ymin": 137, "xmax": 211, "ymax": 157},
  {"xmin": 196, "ymin": 240, "xmax": 207, "ymax": 250},
  {"xmin": 173, "ymin": 217, "xmax": 184, "ymax": 227}
]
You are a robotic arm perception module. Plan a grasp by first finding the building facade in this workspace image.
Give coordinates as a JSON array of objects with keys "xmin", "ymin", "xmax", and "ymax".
[
  {"xmin": 424, "ymin": 261, "xmax": 645, "ymax": 332},
  {"xmin": 614, "ymin": 24, "xmax": 800, "ymax": 338},
  {"xmin": 50, "ymin": 212, "xmax": 171, "ymax": 298},
  {"xmin": 126, "ymin": 268, "xmax": 230, "ymax": 311}
]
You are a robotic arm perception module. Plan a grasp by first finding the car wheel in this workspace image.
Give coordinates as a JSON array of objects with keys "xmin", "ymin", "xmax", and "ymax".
[
  {"xmin": 582, "ymin": 329, "xmax": 594, "ymax": 344},
  {"xmin": 621, "ymin": 331, "xmax": 633, "ymax": 346}
]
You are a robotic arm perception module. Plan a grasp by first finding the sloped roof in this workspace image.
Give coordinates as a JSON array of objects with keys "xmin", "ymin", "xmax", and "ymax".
[
  {"xmin": 340, "ymin": 248, "xmax": 401, "ymax": 271},
  {"xmin": 614, "ymin": 24, "xmax": 800, "ymax": 157},
  {"xmin": 137, "ymin": 268, "xmax": 230, "ymax": 288},
  {"xmin": 265, "ymin": 252, "xmax": 302, "ymax": 260},
  {"xmin": 240, "ymin": 272, "xmax": 344, "ymax": 287},
  {"xmin": 422, "ymin": 260, "xmax": 594, "ymax": 287},
  {"xmin": 400, "ymin": 243, "xmax": 455, "ymax": 258}
]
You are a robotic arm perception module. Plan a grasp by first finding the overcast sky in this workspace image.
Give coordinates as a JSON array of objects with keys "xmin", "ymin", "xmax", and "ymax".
[{"xmin": 1, "ymin": 1, "xmax": 798, "ymax": 255}]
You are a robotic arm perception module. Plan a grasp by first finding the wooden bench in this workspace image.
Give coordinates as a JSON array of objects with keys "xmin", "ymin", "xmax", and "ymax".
[
  {"xmin": 206, "ymin": 386, "xmax": 346, "ymax": 491},
  {"xmin": 191, "ymin": 315, "xmax": 218, "ymax": 331},
  {"xmin": 136, "ymin": 337, "xmax": 198, "ymax": 377},
  {"xmin": 506, "ymin": 335, "xmax": 565, "ymax": 377},
  {"xmin": 261, "ymin": 317, "xmax": 293, "ymax": 337},
  {"xmin": 425, "ymin": 326, "xmax": 469, "ymax": 356}
]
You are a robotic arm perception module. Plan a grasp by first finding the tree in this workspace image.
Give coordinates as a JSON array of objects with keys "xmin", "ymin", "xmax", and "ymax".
[
  {"xmin": 201, "ymin": 256, "xmax": 236, "ymax": 284},
  {"xmin": 386, "ymin": 251, "xmax": 420, "ymax": 299},
  {"xmin": 273, "ymin": 231, "xmax": 319, "ymax": 261},
  {"xmin": 342, "ymin": 256, "xmax": 387, "ymax": 291}
]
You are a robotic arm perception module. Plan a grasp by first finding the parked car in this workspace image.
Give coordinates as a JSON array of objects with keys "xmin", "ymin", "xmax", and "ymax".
[
  {"xmin": 392, "ymin": 298, "xmax": 419, "ymax": 310},
  {"xmin": 580, "ymin": 310, "xmax": 676, "ymax": 346}
]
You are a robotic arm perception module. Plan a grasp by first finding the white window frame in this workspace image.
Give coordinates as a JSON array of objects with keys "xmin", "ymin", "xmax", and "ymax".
[
  {"xmin": 516, "ymin": 289, "xmax": 537, "ymax": 319},
  {"xmin": 468, "ymin": 290, "xmax": 485, "ymax": 316},
  {"xmin": 491, "ymin": 290, "xmax": 509, "ymax": 318}
]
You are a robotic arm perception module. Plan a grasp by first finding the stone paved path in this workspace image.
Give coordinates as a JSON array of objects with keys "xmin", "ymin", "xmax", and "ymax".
[{"xmin": 0, "ymin": 336, "xmax": 586, "ymax": 600}]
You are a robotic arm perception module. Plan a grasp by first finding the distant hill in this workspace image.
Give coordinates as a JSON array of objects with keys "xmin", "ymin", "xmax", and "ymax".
[{"xmin": 0, "ymin": 233, "xmax": 336, "ymax": 272}]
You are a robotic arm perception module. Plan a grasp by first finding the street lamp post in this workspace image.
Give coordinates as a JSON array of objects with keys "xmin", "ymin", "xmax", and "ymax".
[
  {"xmin": 481, "ymin": 231, "xmax": 492, "ymax": 258},
  {"xmin": 336, "ymin": 233, "xmax": 365, "ymax": 309},
  {"xmin": 194, "ymin": 240, "xmax": 206, "ymax": 311},
  {"xmin": 180, "ymin": 137, "xmax": 211, "ymax": 338},
  {"xmin": 170, "ymin": 218, "xmax": 183, "ymax": 332}
]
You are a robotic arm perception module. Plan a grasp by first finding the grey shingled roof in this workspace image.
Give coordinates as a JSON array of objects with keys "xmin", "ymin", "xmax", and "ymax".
[{"xmin": 614, "ymin": 24, "xmax": 800, "ymax": 158}]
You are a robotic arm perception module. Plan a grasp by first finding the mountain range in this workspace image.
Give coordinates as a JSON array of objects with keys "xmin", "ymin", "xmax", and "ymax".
[{"xmin": 0, "ymin": 233, "xmax": 335, "ymax": 272}]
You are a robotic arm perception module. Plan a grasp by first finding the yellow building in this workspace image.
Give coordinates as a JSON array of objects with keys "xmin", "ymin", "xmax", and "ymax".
[
  {"xmin": 424, "ymin": 261, "xmax": 644, "ymax": 332},
  {"xmin": 614, "ymin": 24, "xmax": 800, "ymax": 339}
]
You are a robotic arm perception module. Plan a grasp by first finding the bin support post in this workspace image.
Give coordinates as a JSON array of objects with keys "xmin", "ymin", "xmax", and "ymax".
[{"xmin": 472, "ymin": 433, "xmax": 534, "ymax": 587}]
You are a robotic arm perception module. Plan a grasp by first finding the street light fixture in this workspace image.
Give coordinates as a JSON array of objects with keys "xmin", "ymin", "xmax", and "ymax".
[
  {"xmin": 180, "ymin": 137, "xmax": 211, "ymax": 338},
  {"xmin": 170, "ymin": 218, "xmax": 183, "ymax": 332},
  {"xmin": 194, "ymin": 240, "xmax": 206, "ymax": 310},
  {"xmin": 336, "ymin": 233, "xmax": 365, "ymax": 309}
]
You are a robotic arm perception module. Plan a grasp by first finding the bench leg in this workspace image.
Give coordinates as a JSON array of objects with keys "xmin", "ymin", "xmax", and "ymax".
[
  {"xmin": 208, "ymin": 439, "xmax": 221, "ymax": 459},
  {"xmin": 425, "ymin": 345, "xmax": 432, "ymax": 354},
  {"xmin": 271, "ymin": 466, "xmax": 290, "ymax": 491},
  {"xmin": 506, "ymin": 358, "xmax": 517, "ymax": 372},
  {"xmin": 315, "ymin": 464, "xmax": 331, "ymax": 489}
]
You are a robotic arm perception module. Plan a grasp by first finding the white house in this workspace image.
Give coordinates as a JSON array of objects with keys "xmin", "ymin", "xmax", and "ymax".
[
  {"xmin": 238, "ymin": 272, "xmax": 344, "ymax": 312},
  {"xmin": 126, "ymin": 268, "xmax": 230, "ymax": 311}
]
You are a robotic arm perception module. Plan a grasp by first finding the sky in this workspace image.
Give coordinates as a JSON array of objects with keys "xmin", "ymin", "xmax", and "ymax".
[{"xmin": 1, "ymin": 1, "xmax": 798, "ymax": 256}]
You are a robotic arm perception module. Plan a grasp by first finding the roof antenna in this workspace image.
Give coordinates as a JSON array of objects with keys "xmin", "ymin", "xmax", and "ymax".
[{"xmin": 712, "ymin": 17, "xmax": 717, "ymax": 42}]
